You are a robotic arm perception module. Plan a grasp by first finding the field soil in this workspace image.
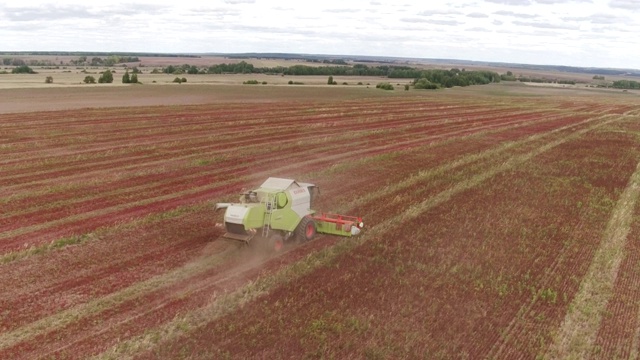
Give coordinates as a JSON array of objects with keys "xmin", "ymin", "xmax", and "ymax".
[{"xmin": 1, "ymin": 83, "xmax": 639, "ymax": 359}]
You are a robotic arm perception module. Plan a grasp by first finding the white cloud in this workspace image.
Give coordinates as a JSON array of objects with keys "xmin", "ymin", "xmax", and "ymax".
[
  {"xmin": 513, "ymin": 19, "xmax": 579, "ymax": 29},
  {"xmin": 467, "ymin": 12, "xmax": 490, "ymax": 18},
  {"xmin": 0, "ymin": 0, "xmax": 638, "ymax": 69},
  {"xmin": 494, "ymin": 10, "xmax": 538, "ymax": 18},
  {"xmin": 534, "ymin": 0, "xmax": 592, "ymax": 3},
  {"xmin": 485, "ymin": 0, "xmax": 532, "ymax": 5},
  {"xmin": 609, "ymin": 0, "xmax": 639, "ymax": 10}
]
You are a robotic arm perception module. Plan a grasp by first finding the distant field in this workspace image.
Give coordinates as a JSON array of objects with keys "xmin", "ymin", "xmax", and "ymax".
[
  {"xmin": 0, "ymin": 70, "xmax": 395, "ymax": 89},
  {"xmin": 0, "ymin": 83, "xmax": 414, "ymax": 114},
  {"xmin": 1, "ymin": 72, "xmax": 639, "ymax": 358},
  {"xmin": 2, "ymin": 54, "xmax": 637, "ymax": 90}
]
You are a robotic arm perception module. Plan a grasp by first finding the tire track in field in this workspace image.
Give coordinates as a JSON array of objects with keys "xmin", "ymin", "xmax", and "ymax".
[
  {"xmin": 590, "ymin": 114, "xmax": 640, "ymax": 358},
  {"xmin": 485, "ymin": 122, "xmax": 639, "ymax": 358},
  {"xmin": 15, "ymin": 238, "xmax": 333, "ymax": 360},
  {"xmin": 0, "ymin": 240, "xmax": 242, "ymax": 353},
  {"xmin": 592, "ymin": 223, "xmax": 640, "ymax": 359},
  {"xmin": 92, "ymin": 114, "xmax": 617, "ymax": 360},
  {"xmin": 544, "ymin": 159, "xmax": 640, "ymax": 359},
  {"xmin": 0, "ymin": 218, "xmax": 330, "ymax": 355},
  {"xmin": 0, "ymin": 111, "xmax": 601, "ymax": 355}
]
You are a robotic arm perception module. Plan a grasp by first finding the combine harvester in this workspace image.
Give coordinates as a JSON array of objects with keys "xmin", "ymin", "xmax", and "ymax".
[{"xmin": 215, "ymin": 177, "xmax": 363, "ymax": 251}]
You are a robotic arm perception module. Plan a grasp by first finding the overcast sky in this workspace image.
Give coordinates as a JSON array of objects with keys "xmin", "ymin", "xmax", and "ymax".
[{"xmin": 1, "ymin": 0, "xmax": 639, "ymax": 69}]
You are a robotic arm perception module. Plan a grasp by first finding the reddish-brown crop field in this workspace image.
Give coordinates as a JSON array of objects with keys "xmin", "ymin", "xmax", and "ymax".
[{"xmin": 1, "ymin": 85, "xmax": 639, "ymax": 359}]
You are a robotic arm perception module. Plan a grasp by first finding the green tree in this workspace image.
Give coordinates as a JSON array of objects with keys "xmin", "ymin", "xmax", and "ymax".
[
  {"xmin": 11, "ymin": 65, "xmax": 36, "ymax": 74},
  {"xmin": 328, "ymin": 75, "xmax": 334, "ymax": 85},
  {"xmin": 612, "ymin": 80, "xmax": 640, "ymax": 89},
  {"xmin": 376, "ymin": 82, "xmax": 394, "ymax": 90},
  {"xmin": 90, "ymin": 57, "xmax": 103, "ymax": 66},
  {"xmin": 104, "ymin": 55, "xmax": 119, "ymax": 66},
  {"xmin": 45, "ymin": 76, "xmax": 53, "ymax": 83},
  {"xmin": 131, "ymin": 73, "xmax": 138, "ymax": 83},
  {"xmin": 414, "ymin": 78, "xmax": 438, "ymax": 89},
  {"xmin": 122, "ymin": 70, "xmax": 131, "ymax": 83},
  {"xmin": 84, "ymin": 75, "xmax": 96, "ymax": 84},
  {"xmin": 98, "ymin": 70, "xmax": 114, "ymax": 83},
  {"xmin": 500, "ymin": 73, "xmax": 517, "ymax": 81}
]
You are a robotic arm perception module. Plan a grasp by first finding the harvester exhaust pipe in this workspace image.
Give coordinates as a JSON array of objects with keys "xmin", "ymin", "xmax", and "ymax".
[{"xmin": 214, "ymin": 203, "xmax": 231, "ymax": 212}]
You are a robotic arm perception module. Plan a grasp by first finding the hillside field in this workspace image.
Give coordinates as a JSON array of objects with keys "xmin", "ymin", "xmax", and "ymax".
[{"xmin": 1, "ymin": 82, "xmax": 639, "ymax": 359}]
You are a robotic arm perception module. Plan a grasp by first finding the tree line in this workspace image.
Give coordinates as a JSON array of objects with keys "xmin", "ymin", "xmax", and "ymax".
[
  {"xmin": 155, "ymin": 61, "xmax": 499, "ymax": 84},
  {"xmin": 155, "ymin": 61, "xmax": 390, "ymax": 76},
  {"xmin": 70, "ymin": 56, "xmax": 140, "ymax": 66},
  {"xmin": 2, "ymin": 56, "xmax": 140, "ymax": 67},
  {"xmin": 611, "ymin": 80, "xmax": 640, "ymax": 89},
  {"xmin": 409, "ymin": 68, "xmax": 500, "ymax": 88}
]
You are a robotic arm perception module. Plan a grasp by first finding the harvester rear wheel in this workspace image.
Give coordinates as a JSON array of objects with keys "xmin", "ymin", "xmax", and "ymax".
[
  {"xmin": 296, "ymin": 217, "xmax": 316, "ymax": 243},
  {"xmin": 267, "ymin": 233, "xmax": 285, "ymax": 252}
]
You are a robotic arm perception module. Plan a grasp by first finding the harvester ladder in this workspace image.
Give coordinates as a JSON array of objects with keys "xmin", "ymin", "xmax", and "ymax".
[{"xmin": 262, "ymin": 194, "xmax": 276, "ymax": 237}]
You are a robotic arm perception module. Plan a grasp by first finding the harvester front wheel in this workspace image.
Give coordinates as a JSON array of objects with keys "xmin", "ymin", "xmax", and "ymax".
[{"xmin": 296, "ymin": 217, "xmax": 316, "ymax": 243}]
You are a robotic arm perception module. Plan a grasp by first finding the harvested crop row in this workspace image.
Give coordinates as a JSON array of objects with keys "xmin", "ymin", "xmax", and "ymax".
[
  {"xmin": 0, "ymin": 100, "xmax": 495, "ymax": 164},
  {"xmin": 489, "ymin": 128, "xmax": 640, "ymax": 359},
  {"xmin": 63, "ymin": 112, "xmax": 616, "ymax": 358},
  {"xmin": 0, "ymin": 103, "xmax": 524, "ymax": 175},
  {"xmin": 1, "ymin": 100, "xmax": 600, "ymax": 358},
  {"xmin": 1, "ymin": 105, "xmax": 557, "ymax": 252},
  {"xmin": 0, "ymin": 105, "xmax": 535, "ymax": 188},
  {"xmin": 0, "ymin": 100, "xmax": 564, "ymax": 330},
  {"xmin": 591, "ymin": 202, "xmax": 640, "ymax": 359},
  {"xmin": 586, "ymin": 119, "xmax": 640, "ymax": 359},
  {"xmin": 126, "ymin": 117, "xmax": 639, "ymax": 359},
  {"xmin": 4, "ymin": 94, "xmax": 635, "ymax": 359}
]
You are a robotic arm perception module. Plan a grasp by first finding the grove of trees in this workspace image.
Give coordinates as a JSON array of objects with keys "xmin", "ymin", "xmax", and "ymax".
[
  {"xmin": 11, "ymin": 65, "xmax": 36, "ymax": 74},
  {"xmin": 98, "ymin": 70, "xmax": 113, "ymax": 83},
  {"xmin": 122, "ymin": 70, "xmax": 139, "ymax": 84},
  {"xmin": 71, "ymin": 56, "xmax": 140, "ymax": 66},
  {"xmin": 410, "ymin": 69, "xmax": 500, "ymax": 88},
  {"xmin": 612, "ymin": 80, "xmax": 640, "ymax": 89},
  {"xmin": 376, "ymin": 82, "xmax": 394, "ymax": 90}
]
